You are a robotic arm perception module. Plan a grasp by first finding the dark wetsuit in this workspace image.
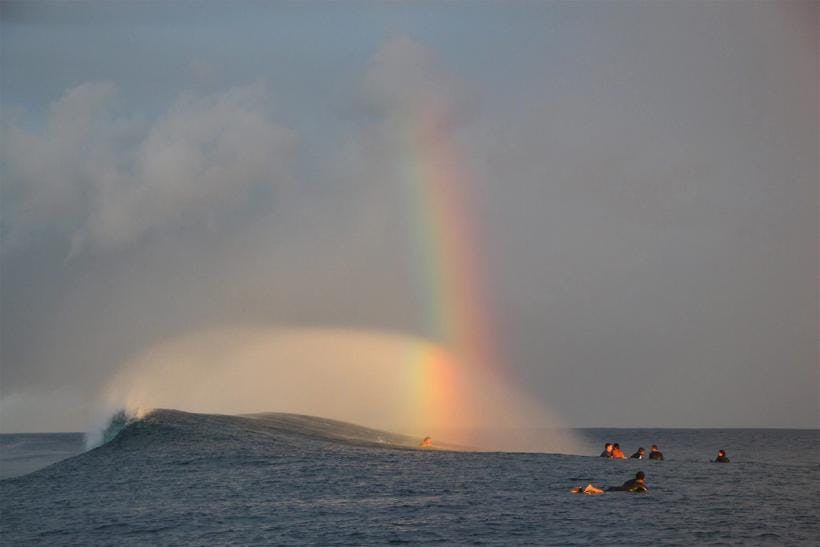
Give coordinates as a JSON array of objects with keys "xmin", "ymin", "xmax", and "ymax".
[
  {"xmin": 715, "ymin": 456, "xmax": 730, "ymax": 463},
  {"xmin": 600, "ymin": 451, "xmax": 612, "ymax": 458},
  {"xmin": 648, "ymin": 450, "xmax": 664, "ymax": 461},
  {"xmin": 630, "ymin": 452, "xmax": 643, "ymax": 459},
  {"xmin": 607, "ymin": 479, "xmax": 647, "ymax": 493}
]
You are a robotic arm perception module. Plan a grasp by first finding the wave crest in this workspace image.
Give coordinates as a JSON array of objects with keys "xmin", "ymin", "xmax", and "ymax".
[{"xmin": 85, "ymin": 407, "xmax": 146, "ymax": 449}]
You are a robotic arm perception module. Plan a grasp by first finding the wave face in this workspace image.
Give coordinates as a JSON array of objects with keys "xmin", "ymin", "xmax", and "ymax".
[
  {"xmin": 101, "ymin": 409, "xmax": 464, "ymax": 452},
  {"xmin": 2, "ymin": 410, "xmax": 817, "ymax": 545}
]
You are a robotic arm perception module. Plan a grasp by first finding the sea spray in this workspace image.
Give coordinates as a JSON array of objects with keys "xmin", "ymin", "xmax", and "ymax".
[{"xmin": 98, "ymin": 326, "xmax": 583, "ymax": 454}]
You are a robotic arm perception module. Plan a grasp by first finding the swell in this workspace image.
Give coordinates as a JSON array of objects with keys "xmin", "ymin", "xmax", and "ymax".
[
  {"xmin": 0, "ymin": 408, "xmax": 469, "ymax": 483},
  {"xmin": 99, "ymin": 408, "xmax": 467, "ymax": 452}
]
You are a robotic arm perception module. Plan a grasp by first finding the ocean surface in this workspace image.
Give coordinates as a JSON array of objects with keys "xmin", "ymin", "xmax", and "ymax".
[{"xmin": 1, "ymin": 409, "xmax": 817, "ymax": 545}]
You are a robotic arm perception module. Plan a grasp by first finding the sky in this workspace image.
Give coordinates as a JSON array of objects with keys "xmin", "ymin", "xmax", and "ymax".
[{"xmin": 1, "ymin": 1, "xmax": 817, "ymax": 434}]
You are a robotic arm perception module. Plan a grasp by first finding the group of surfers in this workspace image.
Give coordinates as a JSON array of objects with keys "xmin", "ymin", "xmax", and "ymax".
[
  {"xmin": 599, "ymin": 442, "xmax": 730, "ymax": 463},
  {"xmin": 571, "ymin": 445, "xmax": 731, "ymax": 495},
  {"xmin": 600, "ymin": 442, "xmax": 665, "ymax": 460}
]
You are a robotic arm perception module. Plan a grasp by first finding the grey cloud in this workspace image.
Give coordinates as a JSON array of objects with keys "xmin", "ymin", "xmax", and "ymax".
[
  {"xmin": 3, "ymin": 82, "xmax": 296, "ymax": 253},
  {"xmin": 3, "ymin": 82, "xmax": 119, "ymax": 246}
]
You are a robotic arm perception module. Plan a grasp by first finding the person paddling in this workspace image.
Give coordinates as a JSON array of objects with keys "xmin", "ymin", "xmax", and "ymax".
[
  {"xmin": 714, "ymin": 449, "xmax": 730, "ymax": 463},
  {"xmin": 570, "ymin": 471, "xmax": 648, "ymax": 495},
  {"xmin": 648, "ymin": 444, "xmax": 664, "ymax": 461},
  {"xmin": 607, "ymin": 471, "xmax": 648, "ymax": 492},
  {"xmin": 630, "ymin": 447, "xmax": 646, "ymax": 459}
]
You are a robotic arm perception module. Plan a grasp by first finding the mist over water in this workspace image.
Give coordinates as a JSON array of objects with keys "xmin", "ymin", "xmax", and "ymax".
[{"xmin": 95, "ymin": 326, "xmax": 582, "ymax": 454}]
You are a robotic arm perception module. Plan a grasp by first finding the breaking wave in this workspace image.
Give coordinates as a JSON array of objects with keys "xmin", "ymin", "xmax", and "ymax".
[
  {"xmin": 85, "ymin": 407, "xmax": 145, "ymax": 449},
  {"xmin": 88, "ymin": 408, "xmax": 466, "ymax": 454},
  {"xmin": 95, "ymin": 327, "xmax": 583, "ymax": 454}
]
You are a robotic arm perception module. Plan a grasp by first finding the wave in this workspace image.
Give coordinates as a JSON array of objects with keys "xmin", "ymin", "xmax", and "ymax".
[
  {"xmin": 95, "ymin": 327, "xmax": 582, "ymax": 454},
  {"xmin": 0, "ymin": 408, "xmax": 473, "ymax": 483},
  {"xmin": 93, "ymin": 408, "xmax": 470, "ymax": 453},
  {"xmin": 99, "ymin": 409, "xmax": 138, "ymax": 445},
  {"xmin": 84, "ymin": 407, "xmax": 144, "ymax": 449}
]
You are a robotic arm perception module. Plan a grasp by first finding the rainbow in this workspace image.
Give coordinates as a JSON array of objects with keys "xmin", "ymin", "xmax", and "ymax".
[{"xmin": 398, "ymin": 109, "xmax": 504, "ymax": 431}]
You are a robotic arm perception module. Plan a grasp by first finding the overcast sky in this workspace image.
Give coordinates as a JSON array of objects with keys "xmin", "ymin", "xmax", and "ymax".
[{"xmin": 1, "ymin": 1, "xmax": 817, "ymax": 432}]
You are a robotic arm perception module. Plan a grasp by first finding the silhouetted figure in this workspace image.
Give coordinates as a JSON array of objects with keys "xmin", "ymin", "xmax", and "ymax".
[
  {"xmin": 607, "ymin": 471, "xmax": 648, "ymax": 492},
  {"xmin": 630, "ymin": 447, "xmax": 646, "ymax": 459},
  {"xmin": 600, "ymin": 443, "xmax": 614, "ymax": 458},
  {"xmin": 648, "ymin": 444, "xmax": 664, "ymax": 461},
  {"xmin": 714, "ymin": 449, "xmax": 730, "ymax": 463},
  {"xmin": 570, "ymin": 471, "xmax": 649, "ymax": 495}
]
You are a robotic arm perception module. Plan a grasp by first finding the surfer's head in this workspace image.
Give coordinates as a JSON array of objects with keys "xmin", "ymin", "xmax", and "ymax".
[
  {"xmin": 635, "ymin": 471, "xmax": 645, "ymax": 481},
  {"xmin": 717, "ymin": 449, "xmax": 726, "ymax": 457}
]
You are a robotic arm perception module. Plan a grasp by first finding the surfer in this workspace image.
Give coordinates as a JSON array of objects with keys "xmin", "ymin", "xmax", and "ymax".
[
  {"xmin": 714, "ymin": 449, "xmax": 730, "ymax": 463},
  {"xmin": 600, "ymin": 443, "xmax": 614, "ymax": 457},
  {"xmin": 570, "ymin": 471, "xmax": 648, "ymax": 495},
  {"xmin": 607, "ymin": 471, "xmax": 648, "ymax": 492},
  {"xmin": 648, "ymin": 444, "xmax": 664, "ymax": 460},
  {"xmin": 611, "ymin": 443, "xmax": 626, "ymax": 459},
  {"xmin": 420, "ymin": 436, "xmax": 433, "ymax": 448},
  {"xmin": 630, "ymin": 447, "xmax": 646, "ymax": 459}
]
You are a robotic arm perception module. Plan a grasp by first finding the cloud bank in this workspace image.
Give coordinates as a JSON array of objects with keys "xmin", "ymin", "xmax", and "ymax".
[{"xmin": 3, "ymin": 81, "xmax": 295, "ymax": 252}]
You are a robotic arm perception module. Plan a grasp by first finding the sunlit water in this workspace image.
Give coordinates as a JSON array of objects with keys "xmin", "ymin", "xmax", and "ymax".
[{"xmin": 1, "ymin": 410, "xmax": 817, "ymax": 544}]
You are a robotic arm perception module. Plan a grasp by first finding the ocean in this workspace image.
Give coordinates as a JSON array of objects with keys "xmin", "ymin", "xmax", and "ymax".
[{"xmin": 1, "ymin": 409, "xmax": 817, "ymax": 545}]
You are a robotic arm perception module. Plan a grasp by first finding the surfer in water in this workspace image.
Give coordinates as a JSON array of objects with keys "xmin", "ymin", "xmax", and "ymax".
[
  {"xmin": 600, "ymin": 443, "xmax": 614, "ymax": 457},
  {"xmin": 607, "ymin": 471, "xmax": 648, "ymax": 492},
  {"xmin": 714, "ymin": 449, "xmax": 730, "ymax": 463},
  {"xmin": 648, "ymin": 444, "xmax": 664, "ymax": 460},
  {"xmin": 570, "ymin": 471, "xmax": 648, "ymax": 495},
  {"xmin": 611, "ymin": 443, "xmax": 626, "ymax": 459},
  {"xmin": 630, "ymin": 447, "xmax": 646, "ymax": 459},
  {"xmin": 420, "ymin": 436, "xmax": 433, "ymax": 448}
]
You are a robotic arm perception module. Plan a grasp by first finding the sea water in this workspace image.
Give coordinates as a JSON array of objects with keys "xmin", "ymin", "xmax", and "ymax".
[{"xmin": 1, "ymin": 410, "xmax": 817, "ymax": 545}]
